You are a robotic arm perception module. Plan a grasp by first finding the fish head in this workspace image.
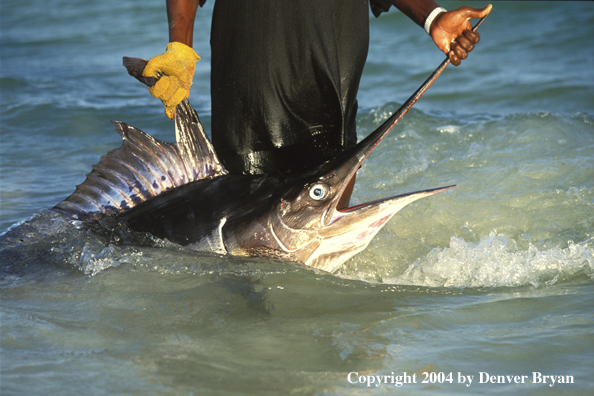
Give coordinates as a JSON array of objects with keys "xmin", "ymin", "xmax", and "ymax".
[{"xmin": 223, "ymin": 125, "xmax": 455, "ymax": 273}]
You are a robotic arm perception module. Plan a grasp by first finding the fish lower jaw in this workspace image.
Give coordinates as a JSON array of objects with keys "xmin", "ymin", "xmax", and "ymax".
[{"xmin": 304, "ymin": 217, "xmax": 393, "ymax": 273}]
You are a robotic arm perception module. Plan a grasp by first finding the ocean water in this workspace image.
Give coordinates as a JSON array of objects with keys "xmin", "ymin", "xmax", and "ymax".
[{"xmin": 1, "ymin": 1, "xmax": 593, "ymax": 395}]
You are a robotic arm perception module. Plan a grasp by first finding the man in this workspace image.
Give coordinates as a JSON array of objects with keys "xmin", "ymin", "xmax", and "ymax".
[{"xmin": 143, "ymin": 0, "xmax": 491, "ymax": 207}]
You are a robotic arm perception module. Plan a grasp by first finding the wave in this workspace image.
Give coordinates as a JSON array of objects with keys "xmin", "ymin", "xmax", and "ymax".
[
  {"xmin": 384, "ymin": 231, "xmax": 594, "ymax": 288},
  {"xmin": 2, "ymin": 211, "xmax": 592, "ymax": 292}
]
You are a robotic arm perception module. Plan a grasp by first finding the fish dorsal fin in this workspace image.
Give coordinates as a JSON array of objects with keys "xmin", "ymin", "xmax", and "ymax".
[
  {"xmin": 54, "ymin": 99, "xmax": 228, "ymax": 218},
  {"xmin": 175, "ymin": 99, "xmax": 227, "ymax": 180}
]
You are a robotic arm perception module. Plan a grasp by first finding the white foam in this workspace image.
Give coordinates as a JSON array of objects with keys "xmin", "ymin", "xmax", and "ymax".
[
  {"xmin": 386, "ymin": 231, "xmax": 594, "ymax": 288},
  {"xmin": 437, "ymin": 125, "xmax": 461, "ymax": 134}
]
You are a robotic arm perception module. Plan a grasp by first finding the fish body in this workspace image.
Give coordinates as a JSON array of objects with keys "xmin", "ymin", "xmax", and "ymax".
[{"xmin": 54, "ymin": 99, "xmax": 453, "ymax": 273}]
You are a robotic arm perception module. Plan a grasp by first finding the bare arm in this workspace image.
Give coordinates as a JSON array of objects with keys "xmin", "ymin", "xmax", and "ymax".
[
  {"xmin": 393, "ymin": 0, "xmax": 441, "ymax": 27},
  {"xmin": 141, "ymin": 0, "xmax": 201, "ymax": 118},
  {"xmin": 167, "ymin": 0, "xmax": 201, "ymax": 46}
]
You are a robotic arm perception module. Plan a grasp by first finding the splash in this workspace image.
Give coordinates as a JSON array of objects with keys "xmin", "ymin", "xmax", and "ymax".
[
  {"xmin": 387, "ymin": 231, "xmax": 594, "ymax": 288},
  {"xmin": 0, "ymin": 210, "xmax": 177, "ymax": 276},
  {"xmin": 0, "ymin": 210, "xmax": 300, "ymax": 278}
]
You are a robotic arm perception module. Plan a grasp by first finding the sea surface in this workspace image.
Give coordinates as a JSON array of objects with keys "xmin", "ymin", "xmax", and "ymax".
[{"xmin": 1, "ymin": 1, "xmax": 593, "ymax": 395}]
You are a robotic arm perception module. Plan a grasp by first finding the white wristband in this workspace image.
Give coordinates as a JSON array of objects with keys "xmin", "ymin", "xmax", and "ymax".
[{"xmin": 424, "ymin": 7, "xmax": 447, "ymax": 35}]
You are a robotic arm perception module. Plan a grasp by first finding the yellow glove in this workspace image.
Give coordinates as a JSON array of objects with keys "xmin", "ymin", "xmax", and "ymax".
[{"xmin": 143, "ymin": 42, "xmax": 200, "ymax": 119}]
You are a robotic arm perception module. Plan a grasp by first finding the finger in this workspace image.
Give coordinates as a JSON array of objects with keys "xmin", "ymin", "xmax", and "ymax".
[
  {"xmin": 163, "ymin": 87, "xmax": 189, "ymax": 108},
  {"xmin": 142, "ymin": 60, "xmax": 162, "ymax": 79},
  {"xmin": 148, "ymin": 77, "xmax": 172, "ymax": 99},
  {"xmin": 143, "ymin": 56, "xmax": 179, "ymax": 77},
  {"xmin": 458, "ymin": 4, "xmax": 493, "ymax": 20},
  {"xmin": 463, "ymin": 30, "xmax": 480, "ymax": 44},
  {"xmin": 165, "ymin": 105, "xmax": 176, "ymax": 119},
  {"xmin": 449, "ymin": 51, "xmax": 461, "ymax": 66},
  {"xmin": 452, "ymin": 43, "xmax": 468, "ymax": 61},
  {"xmin": 456, "ymin": 35, "xmax": 475, "ymax": 52},
  {"xmin": 150, "ymin": 77, "xmax": 180, "ymax": 103}
]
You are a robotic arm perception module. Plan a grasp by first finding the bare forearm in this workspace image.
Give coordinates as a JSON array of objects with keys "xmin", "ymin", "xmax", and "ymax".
[
  {"xmin": 167, "ymin": 0, "xmax": 200, "ymax": 46},
  {"xmin": 393, "ymin": 0, "xmax": 441, "ymax": 27}
]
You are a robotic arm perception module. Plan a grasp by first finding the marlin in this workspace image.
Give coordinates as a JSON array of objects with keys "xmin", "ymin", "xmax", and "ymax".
[{"xmin": 53, "ymin": 16, "xmax": 489, "ymax": 273}]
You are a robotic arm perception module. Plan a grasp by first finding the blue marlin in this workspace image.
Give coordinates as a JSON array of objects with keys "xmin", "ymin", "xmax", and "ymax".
[
  {"xmin": 51, "ymin": 6, "xmax": 491, "ymax": 273},
  {"xmin": 52, "ymin": 63, "xmax": 456, "ymax": 273},
  {"xmin": 53, "ymin": 96, "xmax": 453, "ymax": 273}
]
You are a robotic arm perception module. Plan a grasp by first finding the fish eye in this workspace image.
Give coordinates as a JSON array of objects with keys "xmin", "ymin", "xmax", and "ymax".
[{"xmin": 309, "ymin": 183, "xmax": 329, "ymax": 201}]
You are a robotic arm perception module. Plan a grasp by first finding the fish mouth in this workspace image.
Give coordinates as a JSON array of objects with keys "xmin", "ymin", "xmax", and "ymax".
[
  {"xmin": 337, "ymin": 185, "xmax": 456, "ymax": 214},
  {"xmin": 309, "ymin": 147, "xmax": 456, "ymax": 270},
  {"xmin": 327, "ymin": 185, "xmax": 456, "ymax": 234},
  {"xmin": 315, "ymin": 119, "xmax": 456, "ymax": 245},
  {"xmin": 307, "ymin": 183, "xmax": 455, "ymax": 272}
]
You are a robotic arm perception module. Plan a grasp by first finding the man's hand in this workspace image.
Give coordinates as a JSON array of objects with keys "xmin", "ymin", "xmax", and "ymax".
[
  {"xmin": 143, "ymin": 42, "xmax": 200, "ymax": 118},
  {"xmin": 430, "ymin": 4, "xmax": 492, "ymax": 66}
]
